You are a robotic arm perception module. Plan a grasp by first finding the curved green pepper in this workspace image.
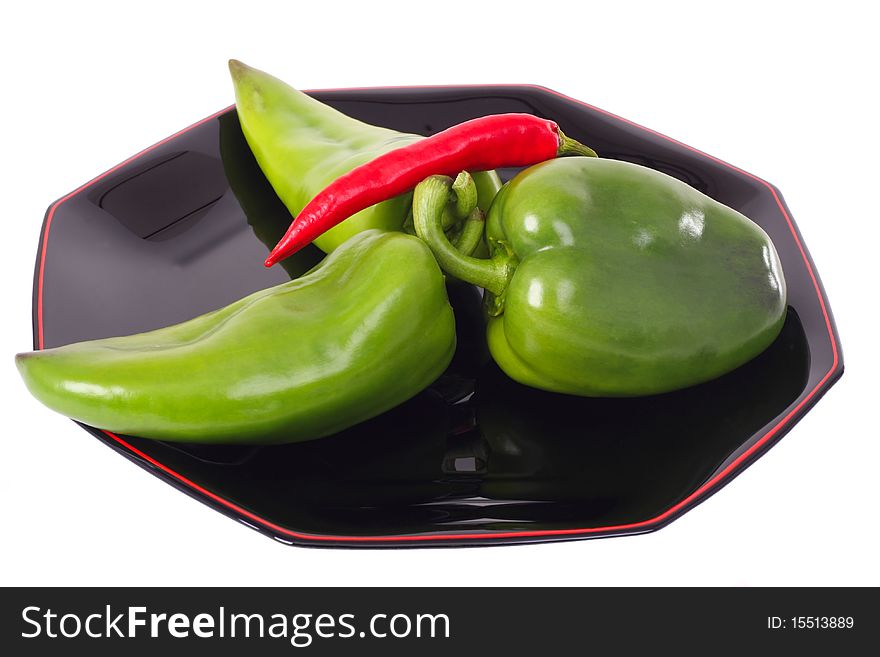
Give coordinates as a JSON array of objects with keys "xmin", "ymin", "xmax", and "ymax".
[
  {"xmin": 217, "ymin": 109, "xmax": 325, "ymax": 279},
  {"xmin": 413, "ymin": 158, "xmax": 787, "ymax": 396},
  {"xmin": 16, "ymin": 231, "xmax": 455, "ymax": 444},
  {"xmin": 229, "ymin": 60, "xmax": 502, "ymax": 253}
]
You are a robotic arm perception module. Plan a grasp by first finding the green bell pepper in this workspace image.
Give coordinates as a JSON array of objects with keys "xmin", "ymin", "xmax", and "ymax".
[
  {"xmin": 16, "ymin": 230, "xmax": 455, "ymax": 444},
  {"xmin": 229, "ymin": 60, "xmax": 502, "ymax": 253},
  {"xmin": 413, "ymin": 157, "xmax": 787, "ymax": 396}
]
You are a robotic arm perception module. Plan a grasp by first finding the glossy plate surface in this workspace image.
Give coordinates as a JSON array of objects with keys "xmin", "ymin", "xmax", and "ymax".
[{"xmin": 32, "ymin": 86, "xmax": 842, "ymax": 547}]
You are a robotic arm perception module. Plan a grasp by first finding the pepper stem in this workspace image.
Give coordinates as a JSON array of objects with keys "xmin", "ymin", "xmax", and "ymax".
[
  {"xmin": 451, "ymin": 171, "xmax": 478, "ymax": 218},
  {"xmin": 404, "ymin": 171, "xmax": 479, "ymax": 248},
  {"xmin": 413, "ymin": 176, "xmax": 515, "ymax": 297},
  {"xmin": 557, "ymin": 129, "xmax": 598, "ymax": 158},
  {"xmin": 452, "ymin": 207, "xmax": 485, "ymax": 257}
]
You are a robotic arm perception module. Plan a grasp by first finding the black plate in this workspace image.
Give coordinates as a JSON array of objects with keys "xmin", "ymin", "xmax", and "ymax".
[{"xmin": 32, "ymin": 86, "xmax": 843, "ymax": 547}]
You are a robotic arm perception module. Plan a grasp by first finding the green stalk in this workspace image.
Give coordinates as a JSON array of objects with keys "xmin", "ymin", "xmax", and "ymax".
[
  {"xmin": 558, "ymin": 129, "xmax": 598, "ymax": 158},
  {"xmin": 452, "ymin": 207, "xmax": 486, "ymax": 257},
  {"xmin": 403, "ymin": 171, "xmax": 479, "ymax": 247},
  {"xmin": 413, "ymin": 176, "xmax": 516, "ymax": 298},
  {"xmin": 451, "ymin": 171, "xmax": 478, "ymax": 218}
]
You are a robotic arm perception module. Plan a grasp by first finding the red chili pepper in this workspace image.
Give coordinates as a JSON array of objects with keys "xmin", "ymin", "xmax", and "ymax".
[{"xmin": 264, "ymin": 113, "xmax": 597, "ymax": 266}]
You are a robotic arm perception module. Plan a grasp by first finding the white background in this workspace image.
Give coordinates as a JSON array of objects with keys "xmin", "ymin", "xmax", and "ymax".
[{"xmin": 2, "ymin": 1, "xmax": 877, "ymax": 586}]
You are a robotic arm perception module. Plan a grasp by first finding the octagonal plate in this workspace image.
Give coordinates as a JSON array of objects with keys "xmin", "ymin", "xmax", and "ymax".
[{"xmin": 31, "ymin": 86, "xmax": 842, "ymax": 547}]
